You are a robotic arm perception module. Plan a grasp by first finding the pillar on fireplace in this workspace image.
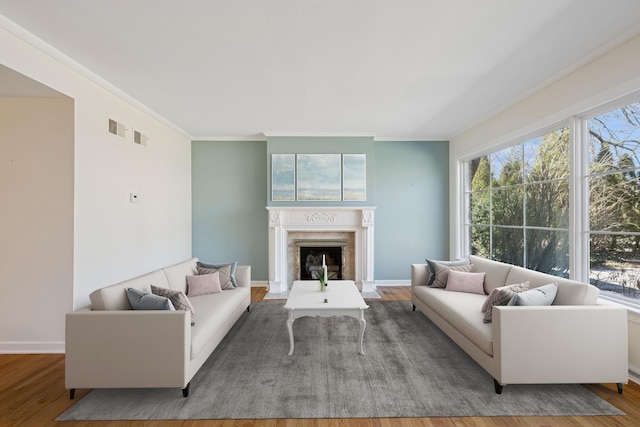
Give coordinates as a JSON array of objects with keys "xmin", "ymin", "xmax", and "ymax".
[{"xmin": 266, "ymin": 209, "xmax": 289, "ymax": 296}]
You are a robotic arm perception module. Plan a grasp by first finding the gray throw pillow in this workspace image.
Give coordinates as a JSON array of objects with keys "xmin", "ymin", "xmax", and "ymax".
[
  {"xmin": 425, "ymin": 259, "xmax": 470, "ymax": 286},
  {"xmin": 126, "ymin": 287, "xmax": 175, "ymax": 311},
  {"xmin": 197, "ymin": 261, "xmax": 238, "ymax": 288},
  {"xmin": 508, "ymin": 282, "xmax": 558, "ymax": 306}
]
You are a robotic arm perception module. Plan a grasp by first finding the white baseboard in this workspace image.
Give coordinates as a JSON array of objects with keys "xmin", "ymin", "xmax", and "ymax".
[
  {"xmin": 628, "ymin": 363, "xmax": 640, "ymax": 384},
  {"xmin": 375, "ymin": 280, "xmax": 411, "ymax": 286},
  {"xmin": 253, "ymin": 280, "xmax": 411, "ymax": 287},
  {"xmin": 0, "ymin": 341, "xmax": 65, "ymax": 354}
]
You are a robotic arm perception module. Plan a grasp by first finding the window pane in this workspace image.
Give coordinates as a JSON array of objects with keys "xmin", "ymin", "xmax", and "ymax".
[
  {"xmin": 492, "ymin": 187, "xmax": 523, "ymax": 226},
  {"xmin": 470, "ymin": 225, "xmax": 490, "ymax": 258},
  {"xmin": 590, "ymin": 233, "xmax": 640, "ymax": 300},
  {"xmin": 589, "ymin": 172, "xmax": 640, "ymax": 233},
  {"xmin": 491, "ymin": 145, "xmax": 523, "ymax": 186},
  {"xmin": 525, "ymin": 229, "xmax": 569, "ymax": 276},
  {"xmin": 469, "ymin": 190, "xmax": 490, "ymax": 225},
  {"xmin": 524, "ymin": 128, "xmax": 570, "ymax": 182},
  {"xmin": 526, "ymin": 181, "xmax": 569, "ymax": 228},
  {"xmin": 492, "ymin": 227, "xmax": 523, "ymax": 266},
  {"xmin": 588, "ymin": 102, "xmax": 640, "ymax": 174},
  {"xmin": 468, "ymin": 156, "xmax": 490, "ymax": 190}
]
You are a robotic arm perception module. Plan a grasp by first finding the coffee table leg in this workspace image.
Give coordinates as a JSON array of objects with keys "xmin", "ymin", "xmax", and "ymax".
[
  {"xmin": 287, "ymin": 316, "xmax": 295, "ymax": 355},
  {"xmin": 358, "ymin": 309, "xmax": 366, "ymax": 355}
]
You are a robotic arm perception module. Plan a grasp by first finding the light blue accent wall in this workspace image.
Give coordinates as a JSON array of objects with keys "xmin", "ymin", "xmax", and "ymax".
[
  {"xmin": 374, "ymin": 140, "xmax": 450, "ymax": 280},
  {"xmin": 267, "ymin": 136, "xmax": 375, "ymax": 206},
  {"xmin": 192, "ymin": 140, "xmax": 268, "ymax": 279},
  {"xmin": 192, "ymin": 138, "xmax": 450, "ymax": 282}
]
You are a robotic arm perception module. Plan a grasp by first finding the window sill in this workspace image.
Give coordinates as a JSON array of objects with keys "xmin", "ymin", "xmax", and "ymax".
[{"xmin": 598, "ymin": 294, "xmax": 640, "ymax": 324}]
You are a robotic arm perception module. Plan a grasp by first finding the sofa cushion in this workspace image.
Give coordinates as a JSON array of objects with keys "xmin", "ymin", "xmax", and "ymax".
[
  {"xmin": 162, "ymin": 258, "xmax": 199, "ymax": 294},
  {"xmin": 504, "ymin": 264, "xmax": 599, "ymax": 305},
  {"xmin": 151, "ymin": 285, "xmax": 196, "ymax": 325},
  {"xmin": 481, "ymin": 282, "xmax": 529, "ymax": 323},
  {"xmin": 89, "ymin": 269, "xmax": 170, "ymax": 310},
  {"xmin": 469, "ymin": 255, "xmax": 513, "ymax": 294},
  {"xmin": 413, "ymin": 286, "xmax": 493, "ymax": 356},
  {"xmin": 445, "ymin": 270, "xmax": 485, "ymax": 295},
  {"xmin": 197, "ymin": 264, "xmax": 235, "ymax": 290},
  {"xmin": 126, "ymin": 288, "xmax": 175, "ymax": 310},
  {"xmin": 432, "ymin": 262, "xmax": 473, "ymax": 288},
  {"xmin": 425, "ymin": 259, "xmax": 470, "ymax": 286},
  {"xmin": 189, "ymin": 287, "xmax": 251, "ymax": 359},
  {"xmin": 187, "ymin": 272, "xmax": 223, "ymax": 297},
  {"xmin": 198, "ymin": 261, "xmax": 238, "ymax": 288},
  {"xmin": 508, "ymin": 283, "xmax": 557, "ymax": 306}
]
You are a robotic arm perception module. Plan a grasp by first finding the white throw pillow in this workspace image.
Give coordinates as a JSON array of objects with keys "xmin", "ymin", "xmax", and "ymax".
[{"xmin": 508, "ymin": 282, "xmax": 558, "ymax": 306}]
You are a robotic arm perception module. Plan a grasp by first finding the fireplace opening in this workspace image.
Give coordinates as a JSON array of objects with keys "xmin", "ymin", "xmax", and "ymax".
[{"xmin": 299, "ymin": 246, "xmax": 342, "ymax": 280}]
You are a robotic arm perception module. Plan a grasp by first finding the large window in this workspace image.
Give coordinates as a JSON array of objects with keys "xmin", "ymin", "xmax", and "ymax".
[
  {"xmin": 587, "ymin": 102, "xmax": 640, "ymax": 301},
  {"xmin": 466, "ymin": 128, "xmax": 570, "ymax": 276},
  {"xmin": 464, "ymin": 100, "xmax": 640, "ymax": 304}
]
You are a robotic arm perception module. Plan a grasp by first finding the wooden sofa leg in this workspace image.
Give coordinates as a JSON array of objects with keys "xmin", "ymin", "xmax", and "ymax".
[
  {"xmin": 247, "ymin": 305, "xmax": 250, "ymax": 312},
  {"xmin": 412, "ymin": 305, "xmax": 416, "ymax": 311},
  {"xmin": 494, "ymin": 379, "xmax": 503, "ymax": 394},
  {"xmin": 617, "ymin": 383, "xmax": 623, "ymax": 394},
  {"xmin": 182, "ymin": 382, "xmax": 190, "ymax": 398},
  {"xmin": 69, "ymin": 389, "xmax": 75, "ymax": 399}
]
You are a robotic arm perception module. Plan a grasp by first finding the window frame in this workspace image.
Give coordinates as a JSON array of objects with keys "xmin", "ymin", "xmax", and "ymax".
[
  {"xmin": 459, "ymin": 93, "xmax": 640, "ymax": 308},
  {"xmin": 463, "ymin": 123, "xmax": 571, "ymax": 274}
]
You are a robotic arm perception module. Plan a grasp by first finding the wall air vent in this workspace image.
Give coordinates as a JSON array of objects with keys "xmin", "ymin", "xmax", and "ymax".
[
  {"xmin": 107, "ymin": 118, "xmax": 127, "ymax": 138},
  {"xmin": 133, "ymin": 130, "xmax": 149, "ymax": 146}
]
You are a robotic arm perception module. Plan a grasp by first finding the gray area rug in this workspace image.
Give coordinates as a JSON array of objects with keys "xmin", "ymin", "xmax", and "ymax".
[{"xmin": 57, "ymin": 300, "xmax": 624, "ymax": 420}]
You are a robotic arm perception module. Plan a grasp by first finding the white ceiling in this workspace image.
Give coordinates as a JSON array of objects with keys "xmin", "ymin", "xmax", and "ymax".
[{"xmin": 1, "ymin": 0, "xmax": 640, "ymax": 140}]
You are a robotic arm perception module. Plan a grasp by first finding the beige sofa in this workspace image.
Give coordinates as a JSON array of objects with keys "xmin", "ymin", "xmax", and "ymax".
[
  {"xmin": 65, "ymin": 258, "xmax": 251, "ymax": 398},
  {"xmin": 412, "ymin": 255, "xmax": 628, "ymax": 394}
]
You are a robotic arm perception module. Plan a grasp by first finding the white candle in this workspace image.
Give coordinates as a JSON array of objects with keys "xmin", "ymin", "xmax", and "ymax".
[
  {"xmin": 323, "ymin": 265, "xmax": 328, "ymax": 283},
  {"xmin": 322, "ymin": 254, "xmax": 326, "ymax": 267}
]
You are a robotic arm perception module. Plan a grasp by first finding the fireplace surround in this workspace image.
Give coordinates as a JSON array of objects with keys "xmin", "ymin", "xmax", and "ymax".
[{"xmin": 266, "ymin": 206, "xmax": 377, "ymax": 297}]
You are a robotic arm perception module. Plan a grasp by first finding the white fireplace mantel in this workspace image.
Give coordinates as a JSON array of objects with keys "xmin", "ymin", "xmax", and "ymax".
[{"xmin": 266, "ymin": 206, "xmax": 377, "ymax": 297}]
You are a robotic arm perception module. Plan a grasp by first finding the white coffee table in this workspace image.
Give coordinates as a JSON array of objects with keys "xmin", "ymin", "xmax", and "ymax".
[{"xmin": 284, "ymin": 280, "xmax": 369, "ymax": 355}]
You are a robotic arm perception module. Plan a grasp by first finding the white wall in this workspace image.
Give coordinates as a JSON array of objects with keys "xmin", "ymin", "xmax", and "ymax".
[
  {"xmin": 0, "ymin": 98, "xmax": 74, "ymax": 352},
  {"xmin": 0, "ymin": 24, "xmax": 192, "ymax": 352},
  {"xmin": 449, "ymin": 33, "xmax": 640, "ymax": 375}
]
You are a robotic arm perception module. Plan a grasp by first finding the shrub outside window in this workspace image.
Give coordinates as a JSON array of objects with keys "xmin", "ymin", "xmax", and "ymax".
[{"xmin": 465, "ymin": 127, "xmax": 570, "ymax": 277}]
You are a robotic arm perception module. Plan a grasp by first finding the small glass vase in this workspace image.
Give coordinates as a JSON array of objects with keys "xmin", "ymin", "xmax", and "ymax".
[{"xmin": 319, "ymin": 280, "xmax": 326, "ymax": 292}]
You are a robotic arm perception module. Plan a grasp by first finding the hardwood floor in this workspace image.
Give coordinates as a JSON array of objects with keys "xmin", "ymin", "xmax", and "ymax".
[{"xmin": 2, "ymin": 286, "xmax": 639, "ymax": 427}]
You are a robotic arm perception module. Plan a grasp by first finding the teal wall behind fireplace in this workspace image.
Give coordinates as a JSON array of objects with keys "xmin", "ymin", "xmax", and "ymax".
[{"xmin": 191, "ymin": 139, "xmax": 449, "ymax": 282}]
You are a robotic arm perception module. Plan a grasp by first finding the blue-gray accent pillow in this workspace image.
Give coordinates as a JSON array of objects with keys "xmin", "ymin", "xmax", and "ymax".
[
  {"xmin": 126, "ymin": 287, "xmax": 175, "ymax": 310},
  {"xmin": 197, "ymin": 261, "xmax": 238, "ymax": 287},
  {"xmin": 425, "ymin": 259, "xmax": 470, "ymax": 286},
  {"xmin": 508, "ymin": 282, "xmax": 558, "ymax": 306}
]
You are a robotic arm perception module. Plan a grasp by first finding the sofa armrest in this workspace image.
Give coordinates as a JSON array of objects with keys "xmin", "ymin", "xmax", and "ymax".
[
  {"xmin": 411, "ymin": 264, "xmax": 429, "ymax": 289},
  {"xmin": 65, "ymin": 308, "xmax": 191, "ymax": 389},
  {"xmin": 493, "ymin": 305, "xmax": 628, "ymax": 384},
  {"xmin": 235, "ymin": 265, "xmax": 251, "ymax": 288}
]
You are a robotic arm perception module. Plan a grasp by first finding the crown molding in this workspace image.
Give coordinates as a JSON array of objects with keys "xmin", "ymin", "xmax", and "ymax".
[
  {"xmin": 262, "ymin": 132, "xmax": 377, "ymax": 138},
  {"xmin": 374, "ymin": 136, "xmax": 449, "ymax": 142},
  {"xmin": 0, "ymin": 15, "xmax": 192, "ymax": 140},
  {"xmin": 192, "ymin": 135, "xmax": 267, "ymax": 142}
]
